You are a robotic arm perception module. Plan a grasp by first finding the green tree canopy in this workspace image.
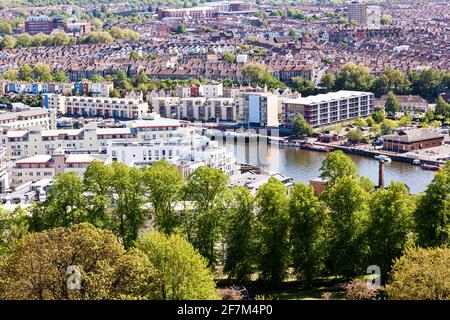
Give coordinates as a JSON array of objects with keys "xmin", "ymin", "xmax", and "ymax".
[
  {"xmin": 366, "ymin": 182, "xmax": 415, "ymax": 281},
  {"xmin": 386, "ymin": 247, "xmax": 450, "ymax": 300},
  {"xmin": 384, "ymin": 91, "xmax": 400, "ymax": 114},
  {"xmin": 289, "ymin": 183, "xmax": 327, "ymax": 286},
  {"xmin": 137, "ymin": 231, "xmax": 218, "ymax": 300},
  {"xmin": 255, "ymin": 177, "xmax": 290, "ymax": 284},
  {"xmin": 223, "ymin": 186, "xmax": 255, "ymax": 282},
  {"xmin": 320, "ymin": 150, "xmax": 359, "ymax": 184},
  {"xmin": 0, "ymin": 223, "xmax": 159, "ymax": 300},
  {"xmin": 293, "ymin": 113, "xmax": 313, "ymax": 135},
  {"xmin": 142, "ymin": 160, "xmax": 184, "ymax": 235},
  {"xmin": 334, "ymin": 63, "xmax": 372, "ymax": 91},
  {"xmin": 415, "ymin": 162, "xmax": 450, "ymax": 248}
]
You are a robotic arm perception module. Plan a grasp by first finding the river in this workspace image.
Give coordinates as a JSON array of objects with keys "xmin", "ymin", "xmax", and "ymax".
[{"xmin": 221, "ymin": 141, "xmax": 436, "ymax": 194}]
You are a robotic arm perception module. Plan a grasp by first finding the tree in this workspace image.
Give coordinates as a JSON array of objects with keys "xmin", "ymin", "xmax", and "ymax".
[
  {"xmin": 320, "ymin": 150, "xmax": 359, "ymax": 184},
  {"xmin": 434, "ymin": 95, "xmax": 450, "ymax": 118},
  {"xmin": 91, "ymin": 74, "xmax": 105, "ymax": 83},
  {"xmin": 137, "ymin": 231, "xmax": 218, "ymax": 300},
  {"xmin": 0, "ymin": 35, "xmax": 16, "ymax": 49},
  {"xmin": 289, "ymin": 183, "xmax": 327, "ymax": 286},
  {"xmin": 291, "ymin": 77, "xmax": 315, "ymax": 96},
  {"xmin": 32, "ymin": 32, "xmax": 51, "ymax": 46},
  {"xmin": 0, "ymin": 207, "xmax": 28, "ymax": 257},
  {"xmin": 223, "ymin": 52, "xmax": 236, "ymax": 63},
  {"xmin": 52, "ymin": 31, "xmax": 70, "ymax": 46},
  {"xmin": 323, "ymin": 176, "xmax": 369, "ymax": 277},
  {"xmin": 18, "ymin": 65, "xmax": 33, "ymax": 82},
  {"xmin": 32, "ymin": 63, "xmax": 53, "ymax": 82},
  {"xmin": 223, "ymin": 186, "xmax": 255, "ymax": 282},
  {"xmin": 0, "ymin": 223, "xmax": 159, "ymax": 300},
  {"xmin": 334, "ymin": 63, "xmax": 372, "ymax": 91},
  {"xmin": 366, "ymin": 182, "xmax": 415, "ymax": 281},
  {"xmin": 293, "ymin": 113, "xmax": 313, "ymax": 136},
  {"xmin": 83, "ymin": 161, "xmax": 114, "ymax": 229},
  {"xmin": 372, "ymin": 66, "xmax": 410, "ymax": 97},
  {"xmin": 409, "ymin": 68, "xmax": 445, "ymax": 100},
  {"xmin": 53, "ymin": 70, "xmax": 69, "ymax": 82},
  {"xmin": 129, "ymin": 51, "xmax": 141, "ymax": 60},
  {"xmin": 380, "ymin": 15, "xmax": 391, "ymax": 25},
  {"xmin": 0, "ymin": 21, "xmax": 12, "ymax": 35},
  {"xmin": 371, "ymin": 111, "xmax": 386, "ymax": 124},
  {"xmin": 380, "ymin": 119, "xmax": 397, "ymax": 135},
  {"xmin": 242, "ymin": 62, "xmax": 285, "ymax": 89},
  {"xmin": 398, "ymin": 115, "xmax": 412, "ymax": 127},
  {"xmin": 142, "ymin": 160, "xmax": 184, "ymax": 235},
  {"xmin": 415, "ymin": 162, "xmax": 450, "ymax": 248},
  {"xmin": 319, "ymin": 73, "xmax": 335, "ymax": 92},
  {"xmin": 175, "ymin": 23, "xmax": 186, "ymax": 34},
  {"xmin": 386, "ymin": 247, "xmax": 450, "ymax": 300},
  {"xmin": 354, "ymin": 117, "xmax": 367, "ymax": 128},
  {"xmin": 384, "ymin": 91, "xmax": 400, "ymax": 114},
  {"xmin": 347, "ymin": 128, "xmax": 364, "ymax": 144},
  {"xmin": 110, "ymin": 162, "xmax": 146, "ymax": 249},
  {"xmin": 184, "ymin": 166, "xmax": 228, "ymax": 267},
  {"xmin": 29, "ymin": 172, "xmax": 87, "ymax": 232},
  {"xmin": 255, "ymin": 177, "xmax": 290, "ymax": 283},
  {"xmin": 15, "ymin": 33, "xmax": 33, "ymax": 48}
]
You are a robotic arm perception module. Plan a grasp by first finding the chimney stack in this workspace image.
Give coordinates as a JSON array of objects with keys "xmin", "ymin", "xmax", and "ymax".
[{"xmin": 378, "ymin": 160, "xmax": 385, "ymax": 189}]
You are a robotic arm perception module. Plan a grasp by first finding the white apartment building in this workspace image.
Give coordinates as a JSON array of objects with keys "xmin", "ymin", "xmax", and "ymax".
[
  {"xmin": 239, "ymin": 92, "xmax": 280, "ymax": 127},
  {"xmin": 0, "ymin": 108, "xmax": 56, "ymax": 131},
  {"xmin": 282, "ymin": 91, "xmax": 375, "ymax": 128},
  {"xmin": 1, "ymin": 115, "xmax": 190, "ymax": 160},
  {"xmin": 107, "ymin": 137, "xmax": 237, "ymax": 177},
  {"xmin": 43, "ymin": 94, "xmax": 149, "ymax": 119},
  {"xmin": 201, "ymin": 82, "xmax": 223, "ymax": 98},
  {"xmin": 11, "ymin": 153, "xmax": 108, "ymax": 188}
]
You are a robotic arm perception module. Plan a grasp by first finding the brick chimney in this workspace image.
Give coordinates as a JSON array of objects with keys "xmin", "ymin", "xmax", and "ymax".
[{"xmin": 378, "ymin": 160, "xmax": 385, "ymax": 189}]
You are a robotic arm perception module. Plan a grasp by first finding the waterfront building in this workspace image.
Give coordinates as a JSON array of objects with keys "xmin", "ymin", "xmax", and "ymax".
[
  {"xmin": 1, "ymin": 115, "xmax": 190, "ymax": 160},
  {"xmin": 43, "ymin": 95, "xmax": 149, "ymax": 119},
  {"xmin": 106, "ymin": 137, "xmax": 237, "ymax": 177},
  {"xmin": 239, "ymin": 92, "xmax": 280, "ymax": 127},
  {"xmin": 382, "ymin": 128, "xmax": 444, "ymax": 153},
  {"xmin": 282, "ymin": 91, "xmax": 375, "ymax": 128}
]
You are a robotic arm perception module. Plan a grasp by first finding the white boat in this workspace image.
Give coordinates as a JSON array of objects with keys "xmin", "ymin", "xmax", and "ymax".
[
  {"xmin": 413, "ymin": 159, "xmax": 421, "ymax": 165},
  {"xmin": 374, "ymin": 155, "xmax": 392, "ymax": 163}
]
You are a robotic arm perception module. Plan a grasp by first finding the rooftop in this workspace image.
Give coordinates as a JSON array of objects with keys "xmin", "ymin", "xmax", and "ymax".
[{"xmin": 283, "ymin": 91, "xmax": 373, "ymax": 105}]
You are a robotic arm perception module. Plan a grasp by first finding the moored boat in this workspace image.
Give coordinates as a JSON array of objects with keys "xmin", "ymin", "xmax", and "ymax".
[{"xmin": 374, "ymin": 155, "xmax": 392, "ymax": 163}]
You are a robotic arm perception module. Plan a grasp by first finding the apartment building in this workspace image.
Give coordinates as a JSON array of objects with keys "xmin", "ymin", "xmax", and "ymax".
[
  {"xmin": 158, "ymin": 7, "xmax": 216, "ymax": 20},
  {"xmin": 239, "ymin": 92, "xmax": 280, "ymax": 127},
  {"xmin": 11, "ymin": 153, "xmax": 108, "ymax": 188},
  {"xmin": 43, "ymin": 95, "xmax": 149, "ymax": 119},
  {"xmin": 201, "ymin": 82, "xmax": 224, "ymax": 98},
  {"xmin": 0, "ymin": 108, "xmax": 56, "ymax": 130},
  {"xmin": 207, "ymin": 98, "xmax": 236, "ymax": 122},
  {"xmin": 348, "ymin": 1, "xmax": 367, "ymax": 25},
  {"xmin": 282, "ymin": 91, "xmax": 375, "ymax": 128},
  {"xmin": 107, "ymin": 138, "xmax": 237, "ymax": 177},
  {"xmin": 0, "ymin": 147, "xmax": 9, "ymax": 194},
  {"xmin": 2, "ymin": 115, "xmax": 190, "ymax": 160}
]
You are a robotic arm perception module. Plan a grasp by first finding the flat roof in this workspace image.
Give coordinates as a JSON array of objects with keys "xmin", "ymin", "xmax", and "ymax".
[
  {"xmin": 15, "ymin": 155, "xmax": 52, "ymax": 164},
  {"xmin": 283, "ymin": 91, "xmax": 373, "ymax": 105}
]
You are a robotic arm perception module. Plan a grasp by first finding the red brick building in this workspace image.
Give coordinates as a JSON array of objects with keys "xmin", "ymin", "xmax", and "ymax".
[{"xmin": 383, "ymin": 128, "xmax": 444, "ymax": 153}]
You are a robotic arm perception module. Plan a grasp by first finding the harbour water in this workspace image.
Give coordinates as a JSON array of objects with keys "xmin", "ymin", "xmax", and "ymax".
[{"xmin": 221, "ymin": 141, "xmax": 436, "ymax": 194}]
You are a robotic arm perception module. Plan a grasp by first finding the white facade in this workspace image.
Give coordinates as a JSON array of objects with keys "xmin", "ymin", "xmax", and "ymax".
[
  {"xmin": 107, "ymin": 136, "xmax": 237, "ymax": 177},
  {"xmin": 0, "ymin": 108, "xmax": 56, "ymax": 130},
  {"xmin": 1, "ymin": 115, "xmax": 190, "ymax": 160}
]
